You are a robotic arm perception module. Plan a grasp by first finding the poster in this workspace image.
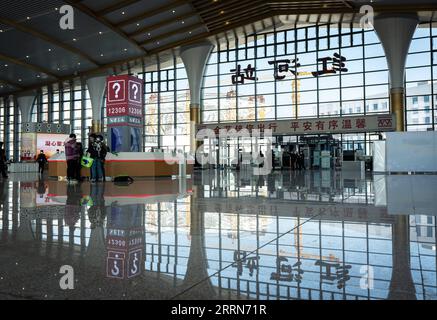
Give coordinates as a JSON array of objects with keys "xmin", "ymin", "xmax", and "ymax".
[
  {"xmin": 20, "ymin": 133, "xmax": 37, "ymax": 161},
  {"xmin": 36, "ymin": 133, "xmax": 69, "ymax": 158}
]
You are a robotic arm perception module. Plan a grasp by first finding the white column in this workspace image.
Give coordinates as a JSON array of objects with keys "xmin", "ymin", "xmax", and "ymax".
[
  {"xmin": 181, "ymin": 193, "xmax": 216, "ymax": 298},
  {"xmin": 85, "ymin": 226, "xmax": 106, "ymax": 267},
  {"xmin": 388, "ymin": 216, "xmax": 416, "ymax": 300},
  {"xmin": 86, "ymin": 75, "xmax": 107, "ymax": 133},
  {"xmin": 180, "ymin": 42, "xmax": 214, "ymax": 155},
  {"xmin": 374, "ymin": 13, "xmax": 419, "ymax": 131},
  {"xmin": 17, "ymin": 94, "xmax": 36, "ymax": 124}
]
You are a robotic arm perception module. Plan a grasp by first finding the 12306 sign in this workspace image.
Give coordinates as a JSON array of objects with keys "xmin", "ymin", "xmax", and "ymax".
[{"xmin": 107, "ymin": 105, "xmax": 143, "ymax": 117}]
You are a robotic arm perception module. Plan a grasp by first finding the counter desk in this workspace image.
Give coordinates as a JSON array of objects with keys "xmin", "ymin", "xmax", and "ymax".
[{"xmin": 48, "ymin": 152, "xmax": 194, "ymax": 178}]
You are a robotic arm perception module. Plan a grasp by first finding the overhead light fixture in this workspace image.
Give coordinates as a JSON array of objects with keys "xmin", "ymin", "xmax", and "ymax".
[
  {"xmin": 26, "ymin": 55, "xmax": 30, "ymax": 58},
  {"xmin": 156, "ymin": 41, "xmax": 160, "ymax": 45},
  {"xmin": 0, "ymin": 30, "xmax": 3, "ymax": 33},
  {"xmin": 18, "ymin": 79, "xmax": 22, "ymax": 82},
  {"xmin": 124, "ymin": 48, "xmax": 128, "ymax": 51},
  {"xmin": 189, "ymin": 31, "xmax": 192, "ymax": 34},
  {"xmin": 100, "ymin": 53, "xmax": 104, "ymax": 57},
  {"xmin": 37, "ymin": 75, "xmax": 40, "ymax": 78},
  {"xmin": 4, "ymin": 64, "xmax": 8, "ymax": 67},
  {"xmin": 225, "ymin": 21, "xmax": 230, "ymax": 25},
  {"xmin": 122, "ymin": 11, "xmax": 125, "ymax": 15},
  {"xmin": 99, "ymin": 31, "xmax": 103, "ymax": 35},
  {"xmin": 73, "ymin": 38, "xmax": 77, "ymax": 41},
  {"xmin": 55, "ymin": 7, "xmax": 58, "ymax": 11},
  {"xmin": 148, "ymin": 33, "xmax": 151, "ymax": 36},
  {"xmin": 220, "ymin": 10, "xmax": 225, "ymax": 14},
  {"xmin": 172, "ymin": 10, "xmax": 176, "ymax": 13},
  {"xmin": 57, "ymin": 67, "xmax": 60, "ymax": 71},
  {"xmin": 48, "ymin": 48, "xmax": 52, "ymax": 52},
  {"xmin": 26, "ymin": 17, "xmax": 30, "ymax": 20},
  {"xmin": 77, "ymin": 62, "xmax": 81, "ymax": 65},
  {"xmin": 137, "ymin": 23, "xmax": 140, "ymax": 26},
  {"xmin": 181, "ymin": 21, "xmax": 185, "ymax": 24}
]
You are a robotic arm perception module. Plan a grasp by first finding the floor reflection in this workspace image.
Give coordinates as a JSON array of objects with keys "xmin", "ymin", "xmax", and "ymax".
[{"xmin": 0, "ymin": 170, "xmax": 436, "ymax": 300}]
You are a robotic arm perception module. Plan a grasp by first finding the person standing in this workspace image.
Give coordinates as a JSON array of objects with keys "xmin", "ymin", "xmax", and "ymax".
[
  {"xmin": 299, "ymin": 151, "xmax": 306, "ymax": 170},
  {"xmin": 0, "ymin": 142, "xmax": 8, "ymax": 179},
  {"xmin": 100, "ymin": 137, "xmax": 109, "ymax": 181},
  {"xmin": 76, "ymin": 142, "xmax": 84, "ymax": 181},
  {"xmin": 64, "ymin": 134, "xmax": 79, "ymax": 184},
  {"xmin": 290, "ymin": 151, "xmax": 297, "ymax": 170},
  {"xmin": 271, "ymin": 149, "xmax": 276, "ymax": 171},
  {"xmin": 87, "ymin": 135, "xmax": 108, "ymax": 183},
  {"xmin": 36, "ymin": 150, "xmax": 48, "ymax": 176}
]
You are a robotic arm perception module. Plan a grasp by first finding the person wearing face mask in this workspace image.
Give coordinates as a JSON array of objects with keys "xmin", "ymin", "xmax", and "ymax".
[{"xmin": 87, "ymin": 134, "xmax": 108, "ymax": 183}]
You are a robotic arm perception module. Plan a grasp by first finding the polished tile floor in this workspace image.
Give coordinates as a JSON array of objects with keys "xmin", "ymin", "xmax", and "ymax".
[{"xmin": 0, "ymin": 169, "xmax": 436, "ymax": 300}]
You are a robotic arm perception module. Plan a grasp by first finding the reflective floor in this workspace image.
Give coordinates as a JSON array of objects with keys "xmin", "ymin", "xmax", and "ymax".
[{"xmin": 0, "ymin": 169, "xmax": 437, "ymax": 300}]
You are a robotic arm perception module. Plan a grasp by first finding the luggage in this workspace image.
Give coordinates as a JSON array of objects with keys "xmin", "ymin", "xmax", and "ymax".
[{"xmin": 113, "ymin": 175, "xmax": 134, "ymax": 186}]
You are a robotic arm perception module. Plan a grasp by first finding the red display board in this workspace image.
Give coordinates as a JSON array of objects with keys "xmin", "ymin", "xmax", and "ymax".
[
  {"xmin": 106, "ymin": 226, "xmax": 144, "ymax": 280},
  {"xmin": 106, "ymin": 75, "xmax": 143, "ymax": 107},
  {"xmin": 106, "ymin": 75, "xmax": 144, "ymax": 152}
]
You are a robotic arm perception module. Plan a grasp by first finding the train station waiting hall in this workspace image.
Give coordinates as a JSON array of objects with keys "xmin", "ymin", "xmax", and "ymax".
[{"xmin": 1, "ymin": 0, "xmax": 437, "ymax": 302}]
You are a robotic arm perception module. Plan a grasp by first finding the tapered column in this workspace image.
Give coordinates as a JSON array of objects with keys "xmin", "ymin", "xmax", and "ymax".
[
  {"xmin": 374, "ymin": 13, "xmax": 418, "ymax": 132},
  {"xmin": 388, "ymin": 215, "xmax": 416, "ymax": 300},
  {"xmin": 181, "ymin": 190, "xmax": 216, "ymax": 298},
  {"xmin": 17, "ymin": 93, "xmax": 36, "ymax": 124},
  {"xmin": 16, "ymin": 217, "xmax": 34, "ymax": 242},
  {"xmin": 86, "ymin": 75, "xmax": 107, "ymax": 134},
  {"xmin": 190, "ymin": 104, "xmax": 200, "ymax": 153},
  {"xmin": 85, "ymin": 225, "xmax": 106, "ymax": 268},
  {"xmin": 180, "ymin": 42, "xmax": 214, "ymax": 155}
]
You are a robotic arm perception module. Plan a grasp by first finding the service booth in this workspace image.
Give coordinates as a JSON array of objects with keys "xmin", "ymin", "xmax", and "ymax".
[
  {"xmin": 46, "ymin": 75, "xmax": 194, "ymax": 180},
  {"xmin": 48, "ymin": 151, "xmax": 194, "ymax": 178}
]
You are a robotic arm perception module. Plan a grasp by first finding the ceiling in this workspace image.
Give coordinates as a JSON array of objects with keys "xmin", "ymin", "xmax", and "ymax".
[{"xmin": 0, "ymin": 0, "xmax": 437, "ymax": 97}]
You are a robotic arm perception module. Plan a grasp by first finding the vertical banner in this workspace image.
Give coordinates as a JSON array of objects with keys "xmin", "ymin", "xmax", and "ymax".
[{"xmin": 106, "ymin": 75, "xmax": 144, "ymax": 152}]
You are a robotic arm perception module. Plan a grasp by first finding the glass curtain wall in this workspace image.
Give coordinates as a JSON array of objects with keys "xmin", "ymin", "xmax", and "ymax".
[
  {"xmin": 201, "ymin": 22, "xmax": 437, "ymax": 154},
  {"xmin": 405, "ymin": 25, "xmax": 437, "ymax": 131},
  {"xmin": 143, "ymin": 56, "xmax": 191, "ymax": 153},
  {"xmin": 31, "ymin": 81, "xmax": 92, "ymax": 146},
  {"xmin": 1, "ymin": 23, "xmax": 436, "ymax": 159}
]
